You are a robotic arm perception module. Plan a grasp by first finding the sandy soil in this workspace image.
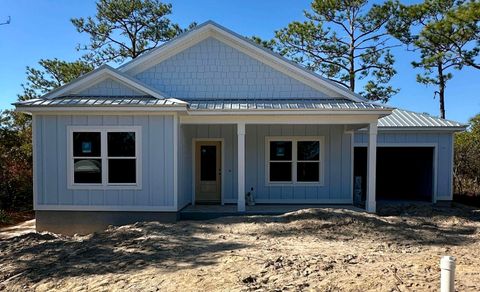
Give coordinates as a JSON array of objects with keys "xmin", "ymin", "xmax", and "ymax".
[{"xmin": 0, "ymin": 204, "xmax": 479, "ymax": 291}]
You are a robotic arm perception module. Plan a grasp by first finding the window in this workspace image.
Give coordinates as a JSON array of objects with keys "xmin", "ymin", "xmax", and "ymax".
[
  {"xmin": 68, "ymin": 126, "xmax": 141, "ymax": 189},
  {"xmin": 266, "ymin": 137, "xmax": 324, "ymax": 185}
]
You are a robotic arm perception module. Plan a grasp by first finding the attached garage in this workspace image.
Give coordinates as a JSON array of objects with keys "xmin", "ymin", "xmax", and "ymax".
[{"xmin": 354, "ymin": 146, "xmax": 435, "ymax": 202}]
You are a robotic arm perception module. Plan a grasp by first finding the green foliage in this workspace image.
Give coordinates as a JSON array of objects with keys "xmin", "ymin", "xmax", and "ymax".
[
  {"xmin": 387, "ymin": 0, "xmax": 480, "ymax": 118},
  {"xmin": 0, "ymin": 210, "xmax": 10, "ymax": 224},
  {"xmin": 19, "ymin": 59, "xmax": 93, "ymax": 100},
  {"xmin": 71, "ymin": 0, "xmax": 196, "ymax": 64},
  {"xmin": 266, "ymin": 0, "xmax": 399, "ymax": 102},
  {"xmin": 454, "ymin": 113, "xmax": 480, "ymax": 196},
  {"xmin": 0, "ymin": 110, "xmax": 33, "ymax": 211}
]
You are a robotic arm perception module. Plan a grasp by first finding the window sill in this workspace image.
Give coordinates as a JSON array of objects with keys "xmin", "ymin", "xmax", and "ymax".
[{"xmin": 68, "ymin": 184, "xmax": 142, "ymax": 190}]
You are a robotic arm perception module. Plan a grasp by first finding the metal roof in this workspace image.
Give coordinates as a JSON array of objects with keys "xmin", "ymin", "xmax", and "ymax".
[
  {"xmin": 14, "ymin": 96, "xmax": 185, "ymax": 107},
  {"xmin": 14, "ymin": 96, "xmax": 465, "ymax": 130},
  {"xmin": 185, "ymin": 99, "xmax": 390, "ymax": 111},
  {"xmin": 378, "ymin": 109, "xmax": 465, "ymax": 128}
]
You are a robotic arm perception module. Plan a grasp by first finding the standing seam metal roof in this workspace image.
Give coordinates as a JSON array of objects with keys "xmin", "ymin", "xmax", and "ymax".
[
  {"xmin": 13, "ymin": 96, "xmax": 465, "ymax": 129},
  {"xmin": 378, "ymin": 109, "xmax": 465, "ymax": 128}
]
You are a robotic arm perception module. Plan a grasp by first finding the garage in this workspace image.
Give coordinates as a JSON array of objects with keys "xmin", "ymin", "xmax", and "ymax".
[{"xmin": 354, "ymin": 147, "xmax": 435, "ymax": 202}]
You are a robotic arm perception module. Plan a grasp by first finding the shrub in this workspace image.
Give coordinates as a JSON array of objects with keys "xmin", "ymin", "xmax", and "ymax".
[
  {"xmin": 0, "ymin": 110, "xmax": 33, "ymax": 211},
  {"xmin": 454, "ymin": 113, "xmax": 480, "ymax": 197}
]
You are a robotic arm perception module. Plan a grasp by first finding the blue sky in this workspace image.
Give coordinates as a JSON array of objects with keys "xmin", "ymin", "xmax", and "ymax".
[{"xmin": 1, "ymin": 0, "xmax": 478, "ymax": 123}]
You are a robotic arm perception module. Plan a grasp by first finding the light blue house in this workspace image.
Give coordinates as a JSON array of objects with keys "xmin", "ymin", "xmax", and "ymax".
[{"xmin": 15, "ymin": 22, "xmax": 465, "ymax": 234}]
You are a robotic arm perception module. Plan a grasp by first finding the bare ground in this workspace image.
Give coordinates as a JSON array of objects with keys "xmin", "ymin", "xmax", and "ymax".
[{"xmin": 0, "ymin": 204, "xmax": 479, "ymax": 291}]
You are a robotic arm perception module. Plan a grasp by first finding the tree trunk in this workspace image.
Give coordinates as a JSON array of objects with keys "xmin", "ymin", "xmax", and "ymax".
[{"xmin": 437, "ymin": 61, "xmax": 446, "ymax": 119}]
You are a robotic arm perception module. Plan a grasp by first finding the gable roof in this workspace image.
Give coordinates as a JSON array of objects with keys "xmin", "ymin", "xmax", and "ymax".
[
  {"xmin": 119, "ymin": 21, "xmax": 366, "ymax": 103},
  {"xmin": 42, "ymin": 65, "xmax": 173, "ymax": 100}
]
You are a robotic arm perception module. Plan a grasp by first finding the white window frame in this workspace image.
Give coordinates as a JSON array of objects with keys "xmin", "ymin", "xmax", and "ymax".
[
  {"xmin": 265, "ymin": 136, "xmax": 325, "ymax": 186},
  {"xmin": 67, "ymin": 126, "xmax": 142, "ymax": 190}
]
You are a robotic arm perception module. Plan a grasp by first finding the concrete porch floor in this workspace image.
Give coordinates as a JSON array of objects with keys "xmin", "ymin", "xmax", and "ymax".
[{"xmin": 179, "ymin": 204, "xmax": 364, "ymax": 220}]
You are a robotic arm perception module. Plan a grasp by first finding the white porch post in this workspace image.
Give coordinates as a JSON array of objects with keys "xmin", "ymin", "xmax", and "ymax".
[
  {"xmin": 237, "ymin": 122, "xmax": 246, "ymax": 212},
  {"xmin": 366, "ymin": 122, "xmax": 377, "ymax": 212}
]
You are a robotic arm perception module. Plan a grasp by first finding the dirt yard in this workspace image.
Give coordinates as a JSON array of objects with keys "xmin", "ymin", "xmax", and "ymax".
[{"xmin": 1, "ymin": 204, "xmax": 479, "ymax": 291}]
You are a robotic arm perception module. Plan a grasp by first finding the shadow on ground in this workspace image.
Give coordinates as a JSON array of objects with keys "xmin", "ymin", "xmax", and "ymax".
[
  {"xmin": 0, "ymin": 203, "xmax": 478, "ymax": 285},
  {"xmin": 0, "ymin": 222, "xmax": 246, "ymax": 284}
]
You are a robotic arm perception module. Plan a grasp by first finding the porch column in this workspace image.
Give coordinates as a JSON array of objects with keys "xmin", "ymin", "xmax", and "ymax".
[
  {"xmin": 366, "ymin": 122, "xmax": 377, "ymax": 213},
  {"xmin": 237, "ymin": 122, "xmax": 246, "ymax": 212}
]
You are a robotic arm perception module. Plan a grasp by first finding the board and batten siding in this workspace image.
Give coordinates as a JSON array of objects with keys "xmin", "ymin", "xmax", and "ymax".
[
  {"xmin": 178, "ymin": 124, "xmax": 353, "ymax": 205},
  {"xmin": 33, "ymin": 114, "xmax": 176, "ymax": 211},
  {"xmin": 354, "ymin": 131, "xmax": 454, "ymax": 201},
  {"xmin": 178, "ymin": 124, "xmax": 238, "ymax": 207},
  {"xmin": 246, "ymin": 125, "xmax": 352, "ymax": 204},
  {"xmin": 135, "ymin": 37, "xmax": 334, "ymax": 99}
]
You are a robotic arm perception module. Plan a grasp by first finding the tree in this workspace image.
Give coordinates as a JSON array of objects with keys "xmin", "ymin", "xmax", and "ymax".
[
  {"xmin": 387, "ymin": 0, "xmax": 480, "ymax": 118},
  {"xmin": 19, "ymin": 59, "xmax": 93, "ymax": 100},
  {"xmin": 71, "ymin": 0, "xmax": 195, "ymax": 64},
  {"xmin": 0, "ymin": 110, "xmax": 33, "ymax": 210},
  {"xmin": 454, "ymin": 113, "xmax": 480, "ymax": 196},
  {"xmin": 268, "ymin": 0, "xmax": 398, "ymax": 102}
]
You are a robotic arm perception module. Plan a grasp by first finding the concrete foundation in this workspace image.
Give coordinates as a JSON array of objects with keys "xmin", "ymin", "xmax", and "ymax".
[{"xmin": 36, "ymin": 211, "xmax": 179, "ymax": 235}]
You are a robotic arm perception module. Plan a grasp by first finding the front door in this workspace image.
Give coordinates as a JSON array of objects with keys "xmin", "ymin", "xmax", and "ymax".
[{"xmin": 195, "ymin": 141, "xmax": 221, "ymax": 204}]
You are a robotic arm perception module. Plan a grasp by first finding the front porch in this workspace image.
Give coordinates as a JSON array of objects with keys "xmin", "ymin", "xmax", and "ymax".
[{"xmin": 178, "ymin": 112, "xmax": 384, "ymax": 213}]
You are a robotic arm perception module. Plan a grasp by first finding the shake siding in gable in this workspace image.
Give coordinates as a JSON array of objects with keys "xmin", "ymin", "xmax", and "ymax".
[
  {"xmin": 76, "ymin": 78, "xmax": 145, "ymax": 96},
  {"xmin": 134, "ymin": 37, "xmax": 331, "ymax": 99},
  {"xmin": 33, "ymin": 114, "xmax": 175, "ymax": 210}
]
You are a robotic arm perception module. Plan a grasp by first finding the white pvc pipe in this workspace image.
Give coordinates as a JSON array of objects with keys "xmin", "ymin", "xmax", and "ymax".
[{"xmin": 440, "ymin": 256, "xmax": 456, "ymax": 292}]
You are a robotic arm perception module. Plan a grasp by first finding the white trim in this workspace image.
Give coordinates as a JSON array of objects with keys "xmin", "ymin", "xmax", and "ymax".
[
  {"xmin": 350, "ymin": 131, "xmax": 354, "ymax": 203},
  {"xmin": 32, "ymin": 114, "xmax": 38, "ymax": 210},
  {"xmin": 173, "ymin": 113, "xmax": 179, "ymax": 210},
  {"xmin": 353, "ymin": 142, "xmax": 439, "ymax": 204},
  {"xmin": 120, "ymin": 22, "xmax": 365, "ymax": 102},
  {"xmin": 366, "ymin": 123, "xmax": 377, "ymax": 213},
  {"xmin": 449, "ymin": 133, "xmax": 455, "ymax": 200},
  {"xmin": 35, "ymin": 204, "xmax": 176, "ymax": 212},
  {"xmin": 265, "ymin": 136, "xmax": 325, "ymax": 186},
  {"xmin": 191, "ymin": 138, "xmax": 225, "ymax": 206},
  {"xmin": 237, "ymin": 123, "xmax": 246, "ymax": 212},
  {"xmin": 67, "ymin": 126, "xmax": 142, "ymax": 190},
  {"xmin": 43, "ymin": 65, "xmax": 170, "ymax": 100},
  {"xmin": 180, "ymin": 114, "xmax": 382, "ymax": 125}
]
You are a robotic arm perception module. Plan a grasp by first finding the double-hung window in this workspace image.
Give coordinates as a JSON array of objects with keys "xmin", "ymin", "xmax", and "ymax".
[
  {"xmin": 69, "ymin": 126, "xmax": 141, "ymax": 189},
  {"xmin": 266, "ymin": 137, "xmax": 324, "ymax": 185}
]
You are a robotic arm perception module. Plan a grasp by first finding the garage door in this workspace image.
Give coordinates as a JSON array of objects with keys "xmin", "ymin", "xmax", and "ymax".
[{"xmin": 354, "ymin": 147, "xmax": 434, "ymax": 201}]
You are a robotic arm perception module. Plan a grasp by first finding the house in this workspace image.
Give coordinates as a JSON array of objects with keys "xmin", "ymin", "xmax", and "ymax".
[{"xmin": 15, "ymin": 21, "xmax": 466, "ymax": 235}]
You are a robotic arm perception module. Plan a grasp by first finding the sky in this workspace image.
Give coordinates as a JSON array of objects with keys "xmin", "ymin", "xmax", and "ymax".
[{"xmin": 0, "ymin": 0, "xmax": 479, "ymax": 123}]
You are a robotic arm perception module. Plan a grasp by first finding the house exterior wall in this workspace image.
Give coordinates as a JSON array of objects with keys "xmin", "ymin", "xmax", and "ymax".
[
  {"xmin": 134, "ymin": 37, "xmax": 332, "ymax": 99},
  {"xmin": 33, "ymin": 114, "xmax": 176, "ymax": 211},
  {"xmin": 245, "ymin": 125, "xmax": 352, "ymax": 203},
  {"xmin": 354, "ymin": 131, "xmax": 454, "ymax": 201},
  {"xmin": 178, "ymin": 124, "xmax": 238, "ymax": 208},
  {"xmin": 178, "ymin": 124, "xmax": 353, "ymax": 205},
  {"xmin": 77, "ymin": 78, "xmax": 144, "ymax": 96}
]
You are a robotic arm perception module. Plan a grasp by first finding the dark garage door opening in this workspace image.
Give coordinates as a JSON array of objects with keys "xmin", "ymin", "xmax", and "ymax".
[{"xmin": 354, "ymin": 147, "xmax": 434, "ymax": 201}]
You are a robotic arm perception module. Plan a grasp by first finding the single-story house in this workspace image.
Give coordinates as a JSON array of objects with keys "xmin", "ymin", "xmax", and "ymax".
[{"xmin": 15, "ymin": 21, "xmax": 466, "ymax": 234}]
